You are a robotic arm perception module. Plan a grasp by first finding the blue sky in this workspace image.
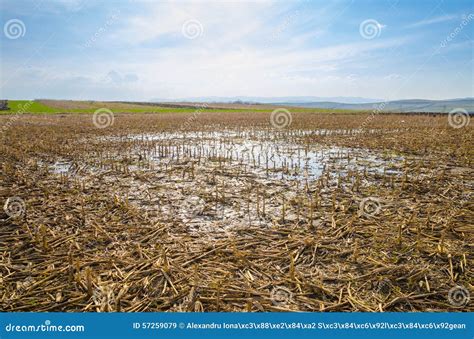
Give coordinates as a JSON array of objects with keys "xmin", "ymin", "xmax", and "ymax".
[{"xmin": 0, "ymin": 0, "xmax": 473, "ymax": 101}]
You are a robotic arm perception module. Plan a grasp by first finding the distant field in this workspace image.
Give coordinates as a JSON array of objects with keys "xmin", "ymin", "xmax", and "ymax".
[
  {"xmin": 6, "ymin": 100, "xmax": 62, "ymax": 114},
  {"xmin": 1, "ymin": 100, "xmax": 354, "ymax": 114}
]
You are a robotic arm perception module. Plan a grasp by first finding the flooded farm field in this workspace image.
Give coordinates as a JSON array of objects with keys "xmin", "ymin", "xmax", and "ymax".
[{"xmin": 0, "ymin": 112, "xmax": 472, "ymax": 312}]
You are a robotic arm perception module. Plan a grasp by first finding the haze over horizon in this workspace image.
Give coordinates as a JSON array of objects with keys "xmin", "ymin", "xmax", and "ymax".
[{"xmin": 1, "ymin": 0, "xmax": 473, "ymax": 101}]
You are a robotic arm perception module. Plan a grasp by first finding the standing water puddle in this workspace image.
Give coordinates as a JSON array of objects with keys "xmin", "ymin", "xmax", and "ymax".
[{"xmin": 48, "ymin": 129, "xmax": 404, "ymax": 236}]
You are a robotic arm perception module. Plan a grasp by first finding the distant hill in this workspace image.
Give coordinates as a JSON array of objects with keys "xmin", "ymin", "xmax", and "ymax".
[
  {"xmin": 150, "ymin": 96, "xmax": 474, "ymax": 113},
  {"xmin": 279, "ymin": 98, "xmax": 474, "ymax": 113},
  {"xmin": 151, "ymin": 96, "xmax": 382, "ymax": 104}
]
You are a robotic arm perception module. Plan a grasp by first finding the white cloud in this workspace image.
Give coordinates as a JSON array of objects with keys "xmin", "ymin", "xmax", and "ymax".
[
  {"xmin": 406, "ymin": 14, "xmax": 457, "ymax": 28},
  {"xmin": 384, "ymin": 73, "xmax": 401, "ymax": 80},
  {"xmin": 116, "ymin": 1, "xmax": 277, "ymax": 46},
  {"xmin": 89, "ymin": 0, "xmax": 408, "ymax": 99},
  {"xmin": 3, "ymin": 1, "xmax": 470, "ymax": 100}
]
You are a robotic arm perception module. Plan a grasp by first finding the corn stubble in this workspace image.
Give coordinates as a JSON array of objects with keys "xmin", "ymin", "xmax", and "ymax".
[{"xmin": 0, "ymin": 112, "xmax": 472, "ymax": 312}]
